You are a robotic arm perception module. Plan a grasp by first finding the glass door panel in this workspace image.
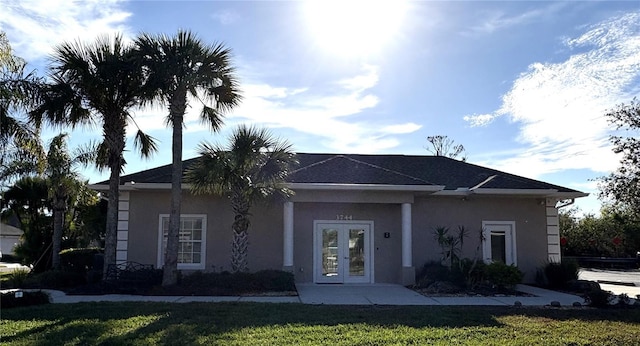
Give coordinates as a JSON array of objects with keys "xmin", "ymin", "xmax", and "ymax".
[
  {"xmin": 322, "ymin": 228, "xmax": 339, "ymax": 278},
  {"xmin": 348, "ymin": 228, "xmax": 365, "ymax": 277},
  {"xmin": 314, "ymin": 222, "xmax": 372, "ymax": 283}
]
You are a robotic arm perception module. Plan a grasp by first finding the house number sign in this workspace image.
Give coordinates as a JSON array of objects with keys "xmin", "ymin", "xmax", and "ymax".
[{"xmin": 336, "ymin": 214, "xmax": 353, "ymax": 220}]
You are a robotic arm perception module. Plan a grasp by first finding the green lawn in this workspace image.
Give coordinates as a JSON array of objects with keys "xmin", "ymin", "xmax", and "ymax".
[{"xmin": 2, "ymin": 303, "xmax": 640, "ymax": 345}]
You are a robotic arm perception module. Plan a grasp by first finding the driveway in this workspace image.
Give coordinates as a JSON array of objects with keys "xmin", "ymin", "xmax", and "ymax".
[
  {"xmin": 579, "ymin": 268, "xmax": 640, "ymax": 296},
  {"xmin": 0, "ymin": 262, "xmax": 31, "ymax": 273}
]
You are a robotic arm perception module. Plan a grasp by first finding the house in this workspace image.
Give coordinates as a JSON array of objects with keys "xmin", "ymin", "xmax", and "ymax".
[
  {"xmin": 0, "ymin": 223, "xmax": 23, "ymax": 257},
  {"xmin": 91, "ymin": 153, "xmax": 587, "ymax": 285}
]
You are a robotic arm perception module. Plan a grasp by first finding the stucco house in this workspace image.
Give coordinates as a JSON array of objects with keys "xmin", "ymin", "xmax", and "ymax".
[
  {"xmin": 91, "ymin": 153, "xmax": 587, "ymax": 285},
  {"xmin": 0, "ymin": 223, "xmax": 23, "ymax": 257}
]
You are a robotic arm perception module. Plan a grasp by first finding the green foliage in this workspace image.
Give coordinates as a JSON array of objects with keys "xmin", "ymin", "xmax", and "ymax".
[
  {"xmin": 560, "ymin": 207, "xmax": 640, "ymax": 257},
  {"xmin": 22, "ymin": 270, "xmax": 86, "ymax": 289},
  {"xmin": 432, "ymin": 225, "xmax": 468, "ymax": 269},
  {"xmin": 483, "ymin": 262, "xmax": 523, "ymax": 289},
  {"xmin": 587, "ymin": 289, "xmax": 613, "ymax": 308},
  {"xmin": 415, "ymin": 261, "xmax": 452, "ymax": 288},
  {"xmin": 59, "ymin": 247, "xmax": 103, "ymax": 273},
  {"xmin": 176, "ymin": 270, "xmax": 295, "ymax": 294},
  {"xmin": 0, "ymin": 290, "xmax": 49, "ymax": 308},
  {"xmin": 543, "ymin": 260, "xmax": 579, "ymax": 289},
  {"xmin": 7, "ymin": 268, "xmax": 30, "ymax": 287},
  {"xmin": 599, "ymin": 99, "xmax": 640, "ymax": 218}
]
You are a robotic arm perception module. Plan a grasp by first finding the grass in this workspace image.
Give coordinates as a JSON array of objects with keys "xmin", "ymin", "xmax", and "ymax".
[{"xmin": 2, "ymin": 303, "xmax": 640, "ymax": 345}]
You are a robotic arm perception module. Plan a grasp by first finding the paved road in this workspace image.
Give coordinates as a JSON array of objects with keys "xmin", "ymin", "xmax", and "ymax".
[{"xmin": 579, "ymin": 268, "xmax": 640, "ymax": 297}]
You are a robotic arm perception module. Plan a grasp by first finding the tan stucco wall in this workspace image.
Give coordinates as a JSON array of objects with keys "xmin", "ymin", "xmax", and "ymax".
[
  {"xmin": 412, "ymin": 196, "xmax": 548, "ymax": 283},
  {"xmin": 126, "ymin": 189, "xmax": 548, "ymax": 283},
  {"xmin": 127, "ymin": 190, "xmax": 283, "ymax": 272}
]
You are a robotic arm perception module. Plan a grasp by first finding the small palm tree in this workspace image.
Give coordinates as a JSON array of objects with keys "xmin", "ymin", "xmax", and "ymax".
[
  {"xmin": 187, "ymin": 125, "xmax": 297, "ymax": 272},
  {"xmin": 30, "ymin": 34, "xmax": 157, "ymax": 277},
  {"xmin": 0, "ymin": 133, "xmax": 95, "ymax": 269},
  {"xmin": 134, "ymin": 30, "xmax": 241, "ymax": 285}
]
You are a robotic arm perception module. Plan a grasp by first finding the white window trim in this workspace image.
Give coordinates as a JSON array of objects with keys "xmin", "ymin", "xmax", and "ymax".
[
  {"xmin": 157, "ymin": 214, "xmax": 207, "ymax": 270},
  {"xmin": 481, "ymin": 220, "xmax": 517, "ymax": 266}
]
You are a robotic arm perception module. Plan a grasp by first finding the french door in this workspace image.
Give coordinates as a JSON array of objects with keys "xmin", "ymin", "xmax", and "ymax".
[{"xmin": 314, "ymin": 221, "xmax": 373, "ymax": 283}]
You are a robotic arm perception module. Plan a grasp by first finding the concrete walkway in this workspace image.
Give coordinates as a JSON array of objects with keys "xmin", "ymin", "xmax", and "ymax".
[
  {"xmin": 7, "ymin": 284, "xmax": 585, "ymax": 306},
  {"xmin": 296, "ymin": 283, "xmax": 584, "ymax": 306}
]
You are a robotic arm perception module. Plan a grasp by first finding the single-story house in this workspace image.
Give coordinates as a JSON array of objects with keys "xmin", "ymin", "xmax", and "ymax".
[
  {"xmin": 91, "ymin": 153, "xmax": 587, "ymax": 285},
  {"xmin": 0, "ymin": 223, "xmax": 23, "ymax": 257}
]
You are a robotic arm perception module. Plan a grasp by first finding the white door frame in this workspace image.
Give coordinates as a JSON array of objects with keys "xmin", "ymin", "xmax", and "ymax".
[
  {"xmin": 313, "ymin": 220, "xmax": 375, "ymax": 283},
  {"xmin": 482, "ymin": 221, "xmax": 517, "ymax": 266}
]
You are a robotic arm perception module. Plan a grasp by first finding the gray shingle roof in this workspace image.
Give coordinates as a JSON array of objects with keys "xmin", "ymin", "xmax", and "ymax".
[{"xmin": 109, "ymin": 153, "xmax": 582, "ymax": 194}]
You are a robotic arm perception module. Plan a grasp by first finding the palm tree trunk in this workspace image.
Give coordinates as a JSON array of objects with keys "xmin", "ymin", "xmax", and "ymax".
[
  {"xmin": 51, "ymin": 197, "xmax": 65, "ymax": 269},
  {"xmin": 231, "ymin": 192, "xmax": 250, "ymax": 272},
  {"xmin": 103, "ymin": 163, "xmax": 120, "ymax": 279},
  {"xmin": 163, "ymin": 93, "xmax": 187, "ymax": 286}
]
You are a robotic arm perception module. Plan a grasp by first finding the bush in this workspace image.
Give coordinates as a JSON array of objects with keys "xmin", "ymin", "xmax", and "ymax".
[
  {"xmin": 23, "ymin": 270, "xmax": 86, "ymax": 289},
  {"xmin": 1, "ymin": 290, "xmax": 50, "ymax": 308},
  {"xmin": 60, "ymin": 248, "xmax": 103, "ymax": 273},
  {"xmin": 177, "ymin": 270, "xmax": 295, "ymax": 294},
  {"xmin": 587, "ymin": 289, "xmax": 613, "ymax": 308},
  {"xmin": 543, "ymin": 260, "xmax": 579, "ymax": 289},
  {"xmin": 7, "ymin": 268, "xmax": 30, "ymax": 288},
  {"xmin": 415, "ymin": 262, "xmax": 452, "ymax": 288},
  {"xmin": 483, "ymin": 262, "xmax": 523, "ymax": 289}
]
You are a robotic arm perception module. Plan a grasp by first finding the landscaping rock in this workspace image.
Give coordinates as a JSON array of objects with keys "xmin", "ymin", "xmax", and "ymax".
[
  {"xmin": 550, "ymin": 301, "xmax": 561, "ymax": 307},
  {"xmin": 514, "ymin": 301, "xmax": 522, "ymax": 307},
  {"xmin": 572, "ymin": 302, "xmax": 582, "ymax": 307}
]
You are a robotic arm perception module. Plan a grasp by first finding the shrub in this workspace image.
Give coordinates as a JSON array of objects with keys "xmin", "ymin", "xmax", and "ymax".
[
  {"xmin": 1, "ymin": 290, "xmax": 50, "ymax": 308},
  {"xmin": 8, "ymin": 268, "xmax": 30, "ymax": 288},
  {"xmin": 587, "ymin": 289, "xmax": 613, "ymax": 308},
  {"xmin": 23, "ymin": 270, "xmax": 86, "ymax": 289},
  {"xmin": 543, "ymin": 260, "xmax": 579, "ymax": 289},
  {"xmin": 59, "ymin": 248, "xmax": 103, "ymax": 273},
  {"xmin": 415, "ymin": 261, "xmax": 452, "ymax": 288},
  {"xmin": 253, "ymin": 270, "xmax": 295, "ymax": 291},
  {"xmin": 483, "ymin": 262, "xmax": 523, "ymax": 289},
  {"xmin": 457, "ymin": 258, "xmax": 486, "ymax": 289}
]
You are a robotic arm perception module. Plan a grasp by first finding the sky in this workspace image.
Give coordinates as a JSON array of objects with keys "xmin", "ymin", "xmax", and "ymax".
[{"xmin": 1, "ymin": 0, "xmax": 639, "ymax": 215}]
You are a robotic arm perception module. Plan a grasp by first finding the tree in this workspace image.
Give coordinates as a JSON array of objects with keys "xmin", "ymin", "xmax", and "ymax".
[
  {"xmin": 1, "ymin": 133, "xmax": 95, "ymax": 268},
  {"xmin": 186, "ymin": 125, "xmax": 297, "ymax": 272},
  {"xmin": 134, "ymin": 30, "xmax": 241, "ymax": 285},
  {"xmin": 0, "ymin": 31, "xmax": 43, "ymax": 180},
  {"xmin": 1, "ymin": 176, "xmax": 52, "ymax": 272},
  {"xmin": 426, "ymin": 135, "xmax": 467, "ymax": 161},
  {"xmin": 30, "ymin": 34, "xmax": 157, "ymax": 278},
  {"xmin": 599, "ymin": 99, "xmax": 640, "ymax": 217}
]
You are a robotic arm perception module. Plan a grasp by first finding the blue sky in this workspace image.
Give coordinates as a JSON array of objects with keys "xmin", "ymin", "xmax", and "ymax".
[{"xmin": 1, "ymin": 1, "xmax": 639, "ymax": 214}]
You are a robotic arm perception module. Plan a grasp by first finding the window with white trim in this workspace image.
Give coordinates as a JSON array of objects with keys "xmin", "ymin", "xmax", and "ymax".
[
  {"xmin": 482, "ymin": 221, "xmax": 517, "ymax": 266},
  {"xmin": 158, "ymin": 214, "xmax": 206, "ymax": 270}
]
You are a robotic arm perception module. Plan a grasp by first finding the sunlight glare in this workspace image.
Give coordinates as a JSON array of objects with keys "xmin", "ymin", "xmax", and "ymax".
[{"xmin": 303, "ymin": 0, "xmax": 408, "ymax": 58}]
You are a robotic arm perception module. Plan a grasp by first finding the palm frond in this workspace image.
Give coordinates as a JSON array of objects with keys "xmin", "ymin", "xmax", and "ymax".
[{"xmin": 133, "ymin": 129, "xmax": 159, "ymax": 159}]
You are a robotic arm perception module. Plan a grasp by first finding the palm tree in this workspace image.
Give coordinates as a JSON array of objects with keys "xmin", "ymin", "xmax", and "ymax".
[
  {"xmin": 0, "ymin": 31, "xmax": 43, "ymax": 175},
  {"xmin": 186, "ymin": 125, "xmax": 297, "ymax": 272},
  {"xmin": 0, "ymin": 133, "xmax": 95, "ymax": 269},
  {"xmin": 30, "ymin": 34, "xmax": 157, "ymax": 278},
  {"xmin": 134, "ymin": 30, "xmax": 241, "ymax": 285}
]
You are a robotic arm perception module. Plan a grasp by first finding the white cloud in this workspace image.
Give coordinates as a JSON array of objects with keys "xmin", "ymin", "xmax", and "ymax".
[
  {"xmin": 464, "ymin": 3, "xmax": 566, "ymax": 36},
  {"xmin": 466, "ymin": 11, "xmax": 640, "ymax": 178},
  {"xmin": 223, "ymin": 65, "xmax": 421, "ymax": 153},
  {"xmin": 212, "ymin": 9, "xmax": 239, "ymax": 26},
  {"xmin": 0, "ymin": 0, "xmax": 132, "ymax": 62}
]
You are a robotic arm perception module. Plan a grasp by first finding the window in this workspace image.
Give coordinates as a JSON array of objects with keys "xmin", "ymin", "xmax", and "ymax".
[
  {"xmin": 157, "ymin": 214, "xmax": 206, "ymax": 270},
  {"xmin": 482, "ymin": 221, "xmax": 516, "ymax": 266}
]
